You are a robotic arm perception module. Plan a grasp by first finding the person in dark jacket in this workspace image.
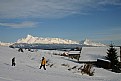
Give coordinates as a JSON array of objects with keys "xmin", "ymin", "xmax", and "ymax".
[
  {"xmin": 39, "ymin": 57, "xmax": 46, "ymax": 70},
  {"xmin": 12, "ymin": 57, "xmax": 16, "ymax": 66}
]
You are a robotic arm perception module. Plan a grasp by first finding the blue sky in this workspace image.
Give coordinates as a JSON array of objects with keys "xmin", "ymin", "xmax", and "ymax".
[{"xmin": 0, "ymin": 0, "xmax": 121, "ymax": 45}]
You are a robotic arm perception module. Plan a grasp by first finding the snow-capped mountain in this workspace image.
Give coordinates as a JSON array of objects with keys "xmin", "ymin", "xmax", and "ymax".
[
  {"xmin": 17, "ymin": 34, "xmax": 79, "ymax": 44},
  {"xmin": 80, "ymin": 39, "xmax": 106, "ymax": 46},
  {"xmin": 16, "ymin": 35, "xmax": 106, "ymax": 46},
  {"xmin": 0, "ymin": 41, "xmax": 12, "ymax": 46},
  {"xmin": 0, "ymin": 35, "xmax": 106, "ymax": 47}
]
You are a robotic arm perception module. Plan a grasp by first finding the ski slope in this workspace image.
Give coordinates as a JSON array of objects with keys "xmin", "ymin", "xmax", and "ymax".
[{"xmin": 0, "ymin": 46, "xmax": 121, "ymax": 81}]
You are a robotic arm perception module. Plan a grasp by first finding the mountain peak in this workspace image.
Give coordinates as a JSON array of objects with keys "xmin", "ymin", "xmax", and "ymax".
[
  {"xmin": 27, "ymin": 34, "xmax": 34, "ymax": 38},
  {"xmin": 80, "ymin": 39, "xmax": 106, "ymax": 46},
  {"xmin": 17, "ymin": 35, "xmax": 79, "ymax": 44},
  {"xmin": 27, "ymin": 34, "xmax": 33, "ymax": 37},
  {"xmin": 16, "ymin": 35, "xmax": 106, "ymax": 46}
]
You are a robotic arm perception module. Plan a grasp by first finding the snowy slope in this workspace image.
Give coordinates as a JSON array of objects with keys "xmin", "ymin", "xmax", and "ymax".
[
  {"xmin": 80, "ymin": 47, "xmax": 120, "ymax": 61},
  {"xmin": 0, "ymin": 46, "xmax": 121, "ymax": 81}
]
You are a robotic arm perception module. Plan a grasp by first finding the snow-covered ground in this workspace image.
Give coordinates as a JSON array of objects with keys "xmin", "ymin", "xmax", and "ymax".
[
  {"xmin": 0, "ymin": 46, "xmax": 121, "ymax": 81},
  {"xmin": 80, "ymin": 47, "xmax": 120, "ymax": 61}
]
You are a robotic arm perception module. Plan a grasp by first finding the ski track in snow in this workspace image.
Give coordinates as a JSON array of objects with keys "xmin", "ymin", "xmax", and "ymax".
[{"xmin": 0, "ymin": 76, "xmax": 22, "ymax": 81}]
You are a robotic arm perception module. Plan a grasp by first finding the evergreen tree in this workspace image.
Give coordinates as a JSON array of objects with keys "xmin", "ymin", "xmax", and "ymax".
[{"xmin": 106, "ymin": 44, "xmax": 119, "ymax": 68}]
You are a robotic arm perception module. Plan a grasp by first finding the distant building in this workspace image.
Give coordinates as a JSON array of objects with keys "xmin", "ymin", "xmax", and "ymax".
[
  {"xmin": 68, "ymin": 51, "xmax": 81, "ymax": 61},
  {"xmin": 97, "ymin": 58, "xmax": 111, "ymax": 69}
]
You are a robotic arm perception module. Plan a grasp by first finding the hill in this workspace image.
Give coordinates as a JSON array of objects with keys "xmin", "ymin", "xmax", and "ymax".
[{"xmin": 0, "ymin": 46, "xmax": 121, "ymax": 81}]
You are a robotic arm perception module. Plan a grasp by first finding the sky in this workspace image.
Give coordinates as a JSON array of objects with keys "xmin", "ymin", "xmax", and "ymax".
[{"xmin": 0, "ymin": 0, "xmax": 121, "ymax": 45}]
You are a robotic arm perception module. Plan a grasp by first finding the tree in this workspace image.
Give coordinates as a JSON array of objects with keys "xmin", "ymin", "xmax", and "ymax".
[{"xmin": 106, "ymin": 44, "xmax": 119, "ymax": 68}]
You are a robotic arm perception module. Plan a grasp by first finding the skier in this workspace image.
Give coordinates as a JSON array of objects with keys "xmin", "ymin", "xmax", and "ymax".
[
  {"xmin": 12, "ymin": 57, "xmax": 16, "ymax": 66},
  {"xmin": 39, "ymin": 57, "xmax": 46, "ymax": 70}
]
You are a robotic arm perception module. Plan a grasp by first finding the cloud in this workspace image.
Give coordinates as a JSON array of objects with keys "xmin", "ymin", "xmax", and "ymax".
[
  {"xmin": 0, "ymin": 0, "xmax": 121, "ymax": 19},
  {"xmin": 93, "ymin": 27, "xmax": 121, "ymax": 41},
  {"xmin": 99, "ymin": 34, "xmax": 121, "ymax": 41},
  {"xmin": 97, "ymin": 0, "xmax": 121, "ymax": 5},
  {"xmin": 0, "ymin": 21, "xmax": 38, "ymax": 28}
]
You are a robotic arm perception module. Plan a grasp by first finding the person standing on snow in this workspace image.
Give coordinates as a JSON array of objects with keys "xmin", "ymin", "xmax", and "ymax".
[
  {"xmin": 12, "ymin": 57, "xmax": 16, "ymax": 66},
  {"xmin": 39, "ymin": 57, "xmax": 46, "ymax": 70}
]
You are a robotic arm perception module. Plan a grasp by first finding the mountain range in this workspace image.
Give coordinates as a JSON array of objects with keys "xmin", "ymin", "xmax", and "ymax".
[
  {"xmin": 0, "ymin": 41, "xmax": 12, "ymax": 46},
  {"xmin": 80, "ymin": 39, "xmax": 106, "ymax": 46},
  {"xmin": 17, "ymin": 34, "xmax": 79, "ymax": 44},
  {"xmin": 0, "ymin": 34, "xmax": 106, "ymax": 46}
]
